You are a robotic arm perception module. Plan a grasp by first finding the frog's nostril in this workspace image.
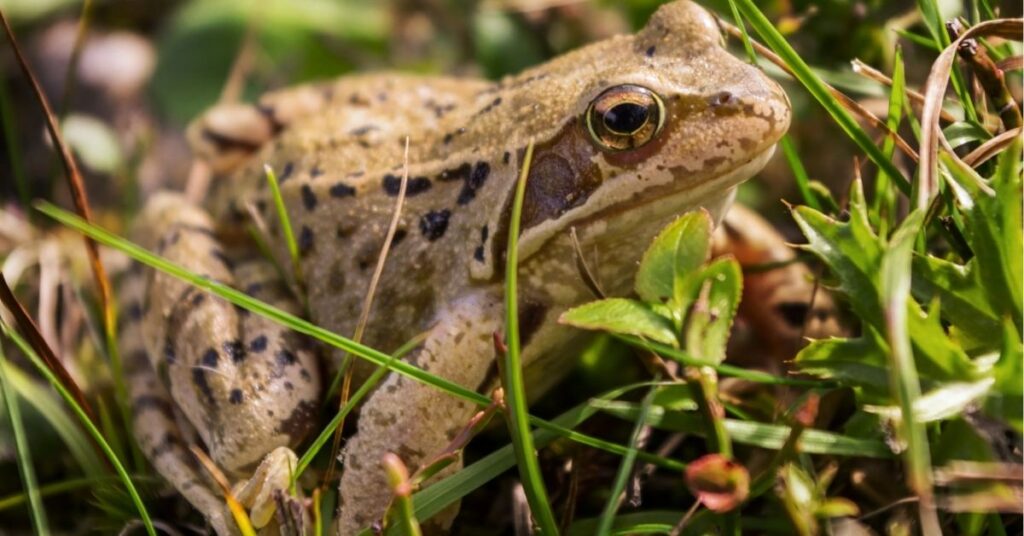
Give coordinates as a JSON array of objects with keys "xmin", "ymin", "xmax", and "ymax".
[{"xmin": 708, "ymin": 91, "xmax": 738, "ymax": 108}]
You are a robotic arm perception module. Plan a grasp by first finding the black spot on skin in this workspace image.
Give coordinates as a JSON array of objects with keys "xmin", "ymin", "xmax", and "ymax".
[
  {"xmin": 301, "ymin": 184, "xmax": 318, "ymax": 211},
  {"xmin": 349, "ymin": 125, "xmax": 377, "ymax": 136},
  {"xmin": 438, "ymin": 162, "xmax": 471, "ymax": 183},
  {"xmin": 201, "ymin": 348, "xmax": 219, "ymax": 368},
  {"xmin": 474, "ymin": 225, "xmax": 489, "ymax": 262},
  {"xmin": 229, "ymin": 389, "xmax": 244, "ymax": 404},
  {"xmin": 223, "ymin": 340, "xmax": 246, "ymax": 363},
  {"xmin": 457, "ymin": 162, "xmax": 491, "ymax": 205},
  {"xmin": 443, "ymin": 132, "xmax": 454, "ymax": 144},
  {"xmin": 191, "ymin": 293, "xmax": 205, "ymax": 306},
  {"xmin": 310, "ymin": 165, "xmax": 324, "ymax": 177},
  {"xmin": 300, "ymin": 368, "xmax": 312, "ymax": 381},
  {"xmin": 284, "ymin": 381, "xmax": 294, "ymax": 391},
  {"xmin": 125, "ymin": 301, "xmax": 144, "ymax": 322},
  {"xmin": 391, "ymin": 228, "xmax": 408, "ymax": 246},
  {"xmin": 329, "ymin": 182, "xmax": 356, "ymax": 198},
  {"xmin": 192, "ymin": 369, "xmax": 216, "ymax": 405},
  {"xmin": 298, "ymin": 226, "xmax": 314, "ymax": 255},
  {"xmin": 249, "ymin": 335, "xmax": 268, "ymax": 353},
  {"xmin": 275, "ymin": 400, "xmax": 317, "ymax": 442},
  {"xmin": 517, "ymin": 300, "xmax": 548, "ymax": 347},
  {"xmin": 503, "ymin": 151, "xmax": 511, "ymax": 165},
  {"xmin": 419, "ymin": 209, "xmax": 451, "ymax": 241},
  {"xmin": 646, "ymin": 45, "xmax": 656, "ymax": 57},
  {"xmin": 382, "ymin": 174, "xmax": 432, "ymax": 196},
  {"xmin": 279, "ymin": 162, "xmax": 295, "ymax": 182},
  {"xmin": 474, "ymin": 246, "xmax": 485, "ymax": 262},
  {"xmin": 276, "ymin": 349, "xmax": 297, "ymax": 366}
]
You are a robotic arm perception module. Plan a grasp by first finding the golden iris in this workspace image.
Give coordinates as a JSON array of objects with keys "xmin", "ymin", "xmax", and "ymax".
[{"xmin": 585, "ymin": 84, "xmax": 665, "ymax": 152}]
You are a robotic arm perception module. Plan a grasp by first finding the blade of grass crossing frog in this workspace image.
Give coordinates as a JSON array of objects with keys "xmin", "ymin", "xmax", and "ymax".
[
  {"xmin": 264, "ymin": 163, "xmax": 301, "ymax": 280},
  {"xmin": 293, "ymin": 331, "xmax": 428, "ymax": 485},
  {"xmin": 878, "ymin": 210, "xmax": 941, "ymax": 534},
  {"xmin": 36, "ymin": 202, "xmax": 687, "ymax": 480},
  {"xmin": 503, "ymin": 139, "xmax": 560, "ymax": 535},
  {"xmin": 2, "ymin": 327, "xmax": 156, "ymax": 536},
  {"xmin": 595, "ymin": 385, "xmax": 657, "ymax": 536},
  {"xmin": 726, "ymin": 0, "xmax": 756, "ymax": 63},
  {"xmin": 732, "ymin": 0, "xmax": 911, "ymax": 197},
  {"xmin": 0, "ymin": 342, "xmax": 49, "ymax": 535}
]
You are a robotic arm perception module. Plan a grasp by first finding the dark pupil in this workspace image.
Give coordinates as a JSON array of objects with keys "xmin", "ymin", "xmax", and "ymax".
[{"xmin": 603, "ymin": 102, "xmax": 649, "ymax": 134}]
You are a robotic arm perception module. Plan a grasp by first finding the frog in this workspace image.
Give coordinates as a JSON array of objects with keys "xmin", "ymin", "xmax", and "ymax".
[{"xmin": 117, "ymin": 1, "xmax": 790, "ymax": 534}]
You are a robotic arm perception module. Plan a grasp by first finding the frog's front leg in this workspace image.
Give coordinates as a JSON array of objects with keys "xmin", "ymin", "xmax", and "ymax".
[
  {"xmin": 337, "ymin": 290, "xmax": 506, "ymax": 535},
  {"xmin": 125, "ymin": 192, "xmax": 322, "ymax": 532}
]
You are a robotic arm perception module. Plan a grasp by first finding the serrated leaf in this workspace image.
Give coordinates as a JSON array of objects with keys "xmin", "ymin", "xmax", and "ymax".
[
  {"xmin": 683, "ymin": 258, "xmax": 742, "ymax": 364},
  {"xmin": 559, "ymin": 298, "xmax": 677, "ymax": 347},
  {"xmin": 911, "ymin": 255, "xmax": 1000, "ymax": 342},
  {"xmin": 634, "ymin": 210, "xmax": 711, "ymax": 307},
  {"xmin": 792, "ymin": 182, "xmax": 978, "ymax": 384},
  {"xmin": 795, "ymin": 334, "xmax": 890, "ymax": 395}
]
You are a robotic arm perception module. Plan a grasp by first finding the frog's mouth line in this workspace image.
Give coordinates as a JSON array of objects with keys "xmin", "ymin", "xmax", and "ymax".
[{"xmin": 571, "ymin": 145, "xmax": 776, "ymax": 232}]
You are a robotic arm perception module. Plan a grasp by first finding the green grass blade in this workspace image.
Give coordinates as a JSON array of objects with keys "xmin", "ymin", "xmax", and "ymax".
[
  {"xmin": 0, "ymin": 343, "xmax": 49, "ymax": 534},
  {"xmin": 878, "ymin": 210, "xmax": 940, "ymax": 533},
  {"xmin": 732, "ymin": 0, "xmax": 911, "ymax": 196},
  {"xmin": 293, "ymin": 332, "xmax": 425, "ymax": 484},
  {"xmin": 3, "ymin": 353, "xmax": 105, "ymax": 478},
  {"xmin": 615, "ymin": 335, "xmax": 832, "ymax": 387},
  {"xmin": 595, "ymin": 385, "xmax": 656, "ymax": 536},
  {"xmin": 872, "ymin": 46, "xmax": 906, "ymax": 235},
  {"xmin": 264, "ymin": 163, "xmax": 301, "ymax": 275},
  {"xmin": 2, "ymin": 326, "xmax": 155, "ymax": 536},
  {"xmin": 779, "ymin": 136, "xmax": 821, "ymax": 211},
  {"xmin": 502, "ymin": 140, "xmax": 559, "ymax": 534},
  {"xmin": 726, "ymin": 0, "xmax": 756, "ymax": 63}
]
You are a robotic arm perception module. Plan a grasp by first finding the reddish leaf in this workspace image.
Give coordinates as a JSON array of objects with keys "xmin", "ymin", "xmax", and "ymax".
[{"xmin": 684, "ymin": 454, "xmax": 750, "ymax": 512}]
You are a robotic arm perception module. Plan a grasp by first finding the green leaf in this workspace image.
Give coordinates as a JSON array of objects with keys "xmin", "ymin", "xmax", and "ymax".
[
  {"xmin": 683, "ymin": 258, "xmax": 742, "ymax": 364},
  {"xmin": 943, "ymin": 121, "xmax": 992, "ymax": 149},
  {"xmin": 634, "ymin": 210, "xmax": 711, "ymax": 307},
  {"xmin": 911, "ymin": 255, "xmax": 1001, "ymax": 343},
  {"xmin": 560, "ymin": 298, "xmax": 678, "ymax": 347}
]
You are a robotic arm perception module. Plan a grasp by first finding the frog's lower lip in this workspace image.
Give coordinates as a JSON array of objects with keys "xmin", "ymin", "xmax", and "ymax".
[{"xmin": 575, "ymin": 145, "xmax": 777, "ymax": 228}]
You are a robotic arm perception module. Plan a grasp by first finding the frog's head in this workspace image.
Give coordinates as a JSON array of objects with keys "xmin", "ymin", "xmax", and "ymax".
[{"xmin": 490, "ymin": 0, "xmax": 790, "ymax": 297}]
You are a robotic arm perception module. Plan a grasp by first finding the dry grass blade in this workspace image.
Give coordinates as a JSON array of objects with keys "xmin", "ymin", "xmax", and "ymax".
[
  {"xmin": 917, "ymin": 18, "xmax": 1023, "ymax": 209},
  {"xmin": 0, "ymin": 7, "xmax": 114, "ymax": 327},
  {"xmin": 718, "ymin": 16, "xmax": 919, "ymax": 163},
  {"xmin": 326, "ymin": 136, "xmax": 411, "ymax": 485},
  {"xmin": 849, "ymin": 59, "xmax": 957, "ymax": 123},
  {"xmin": 963, "ymin": 127, "xmax": 1024, "ymax": 167},
  {"xmin": 0, "ymin": 274, "xmax": 97, "ymax": 426},
  {"xmin": 191, "ymin": 446, "xmax": 256, "ymax": 536}
]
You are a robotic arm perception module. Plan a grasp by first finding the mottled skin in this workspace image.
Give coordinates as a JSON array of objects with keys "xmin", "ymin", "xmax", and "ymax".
[{"xmin": 122, "ymin": 2, "xmax": 789, "ymax": 534}]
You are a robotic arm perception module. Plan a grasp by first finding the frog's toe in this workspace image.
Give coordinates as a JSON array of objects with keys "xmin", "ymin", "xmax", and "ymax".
[{"xmin": 232, "ymin": 446, "xmax": 303, "ymax": 529}]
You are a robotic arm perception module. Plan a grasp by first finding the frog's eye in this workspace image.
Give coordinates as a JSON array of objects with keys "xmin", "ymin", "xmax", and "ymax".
[{"xmin": 585, "ymin": 85, "xmax": 665, "ymax": 152}]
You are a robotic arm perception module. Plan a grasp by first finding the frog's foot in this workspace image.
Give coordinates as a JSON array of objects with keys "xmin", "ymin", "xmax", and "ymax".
[
  {"xmin": 336, "ymin": 291, "xmax": 505, "ymax": 535},
  {"xmin": 233, "ymin": 446, "xmax": 307, "ymax": 530}
]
